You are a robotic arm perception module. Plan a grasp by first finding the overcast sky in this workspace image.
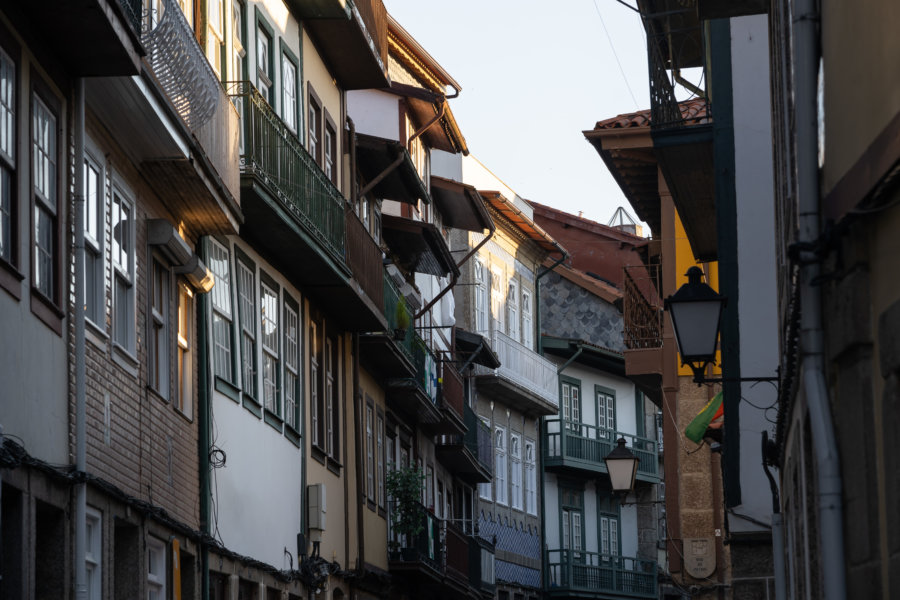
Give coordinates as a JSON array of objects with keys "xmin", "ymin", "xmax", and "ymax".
[{"xmin": 384, "ymin": 0, "xmax": 651, "ymax": 226}]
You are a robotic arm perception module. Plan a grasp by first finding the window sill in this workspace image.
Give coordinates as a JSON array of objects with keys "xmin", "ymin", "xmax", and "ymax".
[
  {"xmin": 284, "ymin": 425, "xmax": 301, "ymax": 448},
  {"xmin": 311, "ymin": 445, "xmax": 326, "ymax": 465},
  {"xmin": 326, "ymin": 456, "xmax": 342, "ymax": 476},
  {"xmin": 264, "ymin": 408, "xmax": 283, "ymax": 433},
  {"xmin": 366, "ymin": 499, "xmax": 376, "ymax": 513},
  {"xmin": 148, "ymin": 385, "xmax": 169, "ymax": 405},
  {"xmin": 0, "ymin": 259, "xmax": 24, "ymax": 301},
  {"xmin": 111, "ymin": 344, "xmax": 139, "ymax": 377},
  {"xmin": 214, "ymin": 377, "xmax": 241, "ymax": 403},
  {"xmin": 85, "ymin": 318, "xmax": 109, "ymax": 350},
  {"xmin": 30, "ymin": 289, "xmax": 64, "ymax": 336},
  {"xmin": 242, "ymin": 394, "xmax": 262, "ymax": 418},
  {"xmin": 175, "ymin": 404, "xmax": 193, "ymax": 424}
]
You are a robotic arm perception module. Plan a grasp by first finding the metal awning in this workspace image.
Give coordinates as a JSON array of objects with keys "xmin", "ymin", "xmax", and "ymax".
[
  {"xmin": 430, "ymin": 176, "xmax": 493, "ymax": 232},
  {"xmin": 455, "ymin": 329, "xmax": 501, "ymax": 370},
  {"xmin": 382, "ymin": 215, "xmax": 458, "ymax": 277},
  {"xmin": 356, "ymin": 133, "xmax": 430, "ymax": 204}
]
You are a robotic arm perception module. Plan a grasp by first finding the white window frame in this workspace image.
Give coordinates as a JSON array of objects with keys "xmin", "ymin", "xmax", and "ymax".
[
  {"xmin": 236, "ymin": 256, "xmax": 257, "ymax": 398},
  {"xmin": 256, "ymin": 26, "xmax": 272, "ymax": 102},
  {"xmin": 281, "ymin": 54, "xmax": 297, "ymax": 132},
  {"xmin": 474, "ymin": 258, "xmax": 487, "ymax": 334},
  {"xmin": 524, "ymin": 440, "xmax": 537, "ymax": 515},
  {"xmin": 366, "ymin": 404, "xmax": 375, "ymax": 502},
  {"xmin": 310, "ymin": 321, "xmax": 319, "ymax": 448},
  {"xmin": 283, "ymin": 298, "xmax": 300, "ymax": 431},
  {"xmin": 209, "ymin": 239, "xmax": 235, "ymax": 383},
  {"xmin": 207, "ymin": 0, "xmax": 224, "ymax": 76},
  {"xmin": 507, "ymin": 279, "xmax": 519, "ymax": 342},
  {"xmin": 85, "ymin": 507, "xmax": 102, "ymax": 600},
  {"xmin": 111, "ymin": 182, "xmax": 135, "ymax": 354},
  {"xmin": 522, "ymin": 290, "xmax": 533, "ymax": 350},
  {"xmin": 33, "ymin": 93, "xmax": 58, "ymax": 303},
  {"xmin": 324, "ymin": 122, "xmax": 335, "ymax": 183},
  {"xmin": 150, "ymin": 259, "xmax": 170, "ymax": 397},
  {"xmin": 597, "ymin": 389, "xmax": 616, "ymax": 440},
  {"xmin": 83, "ymin": 146, "xmax": 105, "ymax": 329},
  {"xmin": 494, "ymin": 426, "xmax": 507, "ymax": 506},
  {"xmin": 0, "ymin": 47, "xmax": 15, "ymax": 266},
  {"xmin": 325, "ymin": 337, "xmax": 335, "ymax": 458},
  {"xmin": 490, "ymin": 266, "xmax": 504, "ymax": 334},
  {"xmin": 147, "ymin": 537, "xmax": 167, "ymax": 600},
  {"xmin": 376, "ymin": 412, "xmax": 385, "ymax": 508},
  {"xmin": 177, "ymin": 282, "xmax": 193, "ymax": 419},
  {"xmin": 601, "ymin": 515, "xmax": 620, "ymax": 557},
  {"xmin": 260, "ymin": 279, "xmax": 280, "ymax": 416},
  {"xmin": 510, "ymin": 432, "xmax": 522, "ymax": 511}
]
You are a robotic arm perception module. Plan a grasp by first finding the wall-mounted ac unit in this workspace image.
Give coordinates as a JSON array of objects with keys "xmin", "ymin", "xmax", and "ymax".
[{"xmin": 308, "ymin": 483, "xmax": 326, "ymax": 532}]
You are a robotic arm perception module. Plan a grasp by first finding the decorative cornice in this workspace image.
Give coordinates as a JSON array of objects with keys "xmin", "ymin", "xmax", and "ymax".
[{"xmin": 388, "ymin": 31, "xmax": 444, "ymax": 94}]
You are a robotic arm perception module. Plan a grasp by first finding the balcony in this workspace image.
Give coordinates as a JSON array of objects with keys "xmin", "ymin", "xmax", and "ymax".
[
  {"xmin": 469, "ymin": 534, "xmax": 496, "ymax": 598},
  {"xmin": 435, "ymin": 405, "xmax": 492, "ymax": 484},
  {"xmin": 472, "ymin": 330, "xmax": 559, "ymax": 416},
  {"xmin": 360, "ymin": 272, "xmax": 418, "ymax": 378},
  {"xmin": 546, "ymin": 550, "xmax": 657, "ymax": 599},
  {"xmin": 389, "ymin": 504, "xmax": 443, "ymax": 584},
  {"xmin": 544, "ymin": 418, "xmax": 659, "ymax": 483},
  {"xmin": 435, "ymin": 360, "xmax": 466, "ymax": 435},
  {"xmin": 382, "ymin": 318, "xmax": 441, "ymax": 427},
  {"xmin": 623, "ymin": 265, "xmax": 664, "ymax": 405},
  {"xmin": 86, "ymin": 0, "xmax": 242, "ymax": 234},
  {"xmin": 298, "ymin": 0, "xmax": 389, "ymax": 90}
]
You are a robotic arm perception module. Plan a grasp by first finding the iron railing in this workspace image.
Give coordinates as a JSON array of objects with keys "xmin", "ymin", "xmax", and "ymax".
[
  {"xmin": 345, "ymin": 209, "xmax": 384, "ymax": 309},
  {"xmin": 623, "ymin": 265, "xmax": 663, "ymax": 350},
  {"xmin": 229, "ymin": 82, "xmax": 346, "ymax": 263},
  {"xmin": 472, "ymin": 330, "xmax": 558, "ymax": 409},
  {"xmin": 544, "ymin": 418, "xmax": 659, "ymax": 479},
  {"xmin": 547, "ymin": 549, "xmax": 657, "ymax": 598},
  {"xmin": 391, "ymin": 502, "xmax": 442, "ymax": 571},
  {"xmin": 463, "ymin": 404, "xmax": 493, "ymax": 476}
]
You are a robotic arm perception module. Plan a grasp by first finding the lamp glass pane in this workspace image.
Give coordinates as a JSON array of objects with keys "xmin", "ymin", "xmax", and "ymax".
[
  {"xmin": 670, "ymin": 299, "xmax": 722, "ymax": 360},
  {"xmin": 605, "ymin": 454, "xmax": 640, "ymax": 492}
]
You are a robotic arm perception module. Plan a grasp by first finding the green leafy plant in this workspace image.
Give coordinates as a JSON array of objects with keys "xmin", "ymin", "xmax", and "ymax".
[
  {"xmin": 386, "ymin": 466, "xmax": 425, "ymax": 540},
  {"xmin": 395, "ymin": 299, "xmax": 411, "ymax": 332}
]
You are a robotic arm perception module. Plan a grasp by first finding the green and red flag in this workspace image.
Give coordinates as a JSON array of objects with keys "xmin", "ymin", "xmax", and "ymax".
[{"xmin": 685, "ymin": 392, "xmax": 724, "ymax": 443}]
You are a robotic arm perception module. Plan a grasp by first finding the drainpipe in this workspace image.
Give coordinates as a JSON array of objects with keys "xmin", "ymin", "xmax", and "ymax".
[
  {"xmin": 762, "ymin": 432, "xmax": 786, "ymax": 600},
  {"xmin": 74, "ymin": 77, "xmax": 87, "ymax": 600},
  {"xmin": 347, "ymin": 117, "xmax": 358, "ymax": 209},
  {"xmin": 353, "ymin": 332, "xmax": 365, "ymax": 573},
  {"xmin": 198, "ymin": 286, "xmax": 211, "ymax": 600},
  {"xmin": 793, "ymin": 0, "xmax": 846, "ymax": 597}
]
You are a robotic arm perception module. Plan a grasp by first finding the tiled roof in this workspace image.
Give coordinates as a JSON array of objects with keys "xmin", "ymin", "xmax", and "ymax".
[{"xmin": 592, "ymin": 98, "xmax": 709, "ymax": 130}]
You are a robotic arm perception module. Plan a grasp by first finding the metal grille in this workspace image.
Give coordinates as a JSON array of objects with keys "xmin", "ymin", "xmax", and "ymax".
[
  {"xmin": 142, "ymin": 0, "xmax": 219, "ymax": 131},
  {"xmin": 623, "ymin": 264, "xmax": 663, "ymax": 349}
]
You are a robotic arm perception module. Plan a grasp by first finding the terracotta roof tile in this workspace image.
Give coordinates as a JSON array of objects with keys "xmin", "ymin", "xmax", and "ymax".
[{"xmin": 592, "ymin": 98, "xmax": 709, "ymax": 130}]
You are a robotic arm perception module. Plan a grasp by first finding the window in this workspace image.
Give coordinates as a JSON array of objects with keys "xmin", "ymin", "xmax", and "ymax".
[
  {"xmin": 232, "ymin": 1, "xmax": 247, "ymax": 94},
  {"xmin": 479, "ymin": 416, "xmax": 492, "ymax": 500},
  {"xmin": 111, "ymin": 186, "xmax": 135, "ymax": 352},
  {"xmin": 32, "ymin": 92, "xmax": 58, "ymax": 304},
  {"xmin": 209, "ymin": 239, "xmax": 235, "ymax": 383},
  {"xmin": 490, "ymin": 267, "xmax": 504, "ymax": 334},
  {"xmin": 310, "ymin": 320, "xmax": 320, "ymax": 448},
  {"xmin": 0, "ymin": 46, "xmax": 15, "ymax": 268},
  {"xmin": 522, "ymin": 290, "xmax": 533, "ymax": 349},
  {"xmin": 147, "ymin": 537, "xmax": 167, "ymax": 600},
  {"xmin": 560, "ymin": 487, "xmax": 583, "ymax": 559},
  {"xmin": 426, "ymin": 464, "xmax": 434, "ymax": 510},
  {"xmin": 525, "ymin": 440, "xmax": 537, "ymax": 515},
  {"xmin": 307, "ymin": 89, "xmax": 321, "ymax": 164},
  {"xmin": 176, "ymin": 283, "xmax": 193, "ymax": 418},
  {"xmin": 597, "ymin": 387, "xmax": 616, "ymax": 440},
  {"xmin": 207, "ymin": 0, "xmax": 223, "ymax": 77},
  {"xmin": 324, "ymin": 120, "xmax": 336, "ymax": 184},
  {"xmin": 150, "ymin": 260, "xmax": 170, "ymax": 396},
  {"xmin": 376, "ymin": 411, "xmax": 385, "ymax": 509},
  {"xmin": 236, "ymin": 254, "xmax": 257, "ymax": 399},
  {"xmin": 494, "ymin": 426, "xmax": 507, "ymax": 506},
  {"xmin": 281, "ymin": 52, "xmax": 297, "ymax": 132},
  {"xmin": 600, "ymin": 514, "xmax": 620, "ymax": 558},
  {"xmin": 325, "ymin": 336, "xmax": 337, "ymax": 459},
  {"xmin": 366, "ymin": 403, "xmax": 375, "ymax": 503},
  {"xmin": 561, "ymin": 378, "xmax": 581, "ymax": 430},
  {"xmin": 260, "ymin": 278, "xmax": 280, "ymax": 416},
  {"xmin": 256, "ymin": 22, "xmax": 272, "ymax": 103},
  {"xmin": 177, "ymin": 0, "xmax": 193, "ymax": 25},
  {"xmin": 507, "ymin": 280, "xmax": 519, "ymax": 342},
  {"xmin": 85, "ymin": 508, "xmax": 101, "ymax": 600},
  {"xmin": 474, "ymin": 259, "xmax": 487, "ymax": 334},
  {"xmin": 283, "ymin": 296, "xmax": 300, "ymax": 431},
  {"xmin": 510, "ymin": 433, "xmax": 522, "ymax": 511},
  {"xmin": 83, "ymin": 149, "xmax": 105, "ymax": 328}
]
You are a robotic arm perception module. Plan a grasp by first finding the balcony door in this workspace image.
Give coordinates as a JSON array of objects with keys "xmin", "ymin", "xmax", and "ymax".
[
  {"xmin": 561, "ymin": 377, "xmax": 581, "ymax": 432},
  {"xmin": 596, "ymin": 386, "xmax": 616, "ymax": 441},
  {"xmin": 560, "ymin": 486, "xmax": 584, "ymax": 563}
]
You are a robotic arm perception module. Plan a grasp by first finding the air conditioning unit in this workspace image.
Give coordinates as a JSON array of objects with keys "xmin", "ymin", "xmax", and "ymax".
[{"xmin": 308, "ymin": 484, "xmax": 326, "ymax": 532}]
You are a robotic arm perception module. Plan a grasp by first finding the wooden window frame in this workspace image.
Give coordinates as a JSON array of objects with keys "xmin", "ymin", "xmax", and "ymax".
[
  {"xmin": 0, "ymin": 26, "xmax": 21, "ymax": 300},
  {"xmin": 307, "ymin": 85, "xmax": 322, "ymax": 166},
  {"xmin": 279, "ymin": 40, "xmax": 300, "ymax": 134}
]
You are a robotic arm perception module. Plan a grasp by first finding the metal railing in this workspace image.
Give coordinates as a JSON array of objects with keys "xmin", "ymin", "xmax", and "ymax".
[
  {"xmin": 391, "ymin": 502, "xmax": 442, "ymax": 571},
  {"xmin": 544, "ymin": 418, "xmax": 658, "ymax": 479},
  {"xmin": 444, "ymin": 520, "xmax": 470, "ymax": 584},
  {"xmin": 463, "ymin": 405, "xmax": 493, "ymax": 476},
  {"xmin": 473, "ymin": 330, "xmax": 558, "ymax": 408},
  {"xmin": 345, "ymin": 209, "xmax": 384, "ymax": 309},
  {"xmin": 624, "ymin": 265, "xmax": 663, "ymax": 350},
  {"xmin": 547, "ymin": 549, "xmax": 657, "ymax": 598},
  {"xmin": 229, "ymin": 82, "xmax": 345, "ymax": 263}
]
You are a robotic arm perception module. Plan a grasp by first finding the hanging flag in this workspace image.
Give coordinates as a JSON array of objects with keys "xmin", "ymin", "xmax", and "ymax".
[{"xmin": 685, "ymin": 392, "xmax": 723, "ymax": 443}]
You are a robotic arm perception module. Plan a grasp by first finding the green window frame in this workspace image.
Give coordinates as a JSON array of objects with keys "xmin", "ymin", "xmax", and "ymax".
[
  {"xmin": 254, "ymin": 7, "xmax": 275, "ymax": 105},
  {"xmin": 595, "ymin": 384, "xmax": 616, "ymax": 439},
  {"xmin": 560, "ymin": 375, "xmax": 581, "ymax": 429},
  {"xmin": 279, "ymin": 39, "xmax": 300, "ymax": 135},
  {"xmin": 558, "ymin": 483, "xmax": 584, "ymax": 561},
  {"xmin": 234, "ymin": 246, "xmax": 259, "ymax": 414}
]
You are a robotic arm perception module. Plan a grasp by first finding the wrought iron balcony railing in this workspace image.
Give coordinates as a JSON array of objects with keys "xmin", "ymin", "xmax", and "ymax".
[
  {"xmin": 544, "ymin": 418, "xmax": 659, "ymax": 479},
  {"xmin": 345, "ymin": 209, "xmax": 384, "ymax": 309},
  {"xmin": 624, "ymin": 265, "xmax": 663, "ymax": 350},
  {"xmin": 229, "ymin": 82, "xmax": 345, "ymax": 262},
  {"xmin": 547, "ymin": 549, "xmax": 657, "ymax": 598},
  {"xmin": 464, "ymin": 405, "xmax": 493, "ymax": 476},
  {"xmin": 472, "ymin": 330, "xmax": 558, "ymax": 409}
]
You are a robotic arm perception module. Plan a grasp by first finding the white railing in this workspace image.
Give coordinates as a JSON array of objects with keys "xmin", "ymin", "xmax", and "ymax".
[{"xmin": 474, "ymin": 330, "xmax": 558, "ymax": 409}]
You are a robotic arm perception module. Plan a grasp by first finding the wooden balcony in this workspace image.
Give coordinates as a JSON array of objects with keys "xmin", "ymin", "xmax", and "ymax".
[
  {"xmin": 435, "ymin": 360, "xmax": 466, "ymax": 435},
  {"xmin": 546, "ymin": 549, "xmax": 657, "ymax": 599},
  {"xmin": 360, "ymin": 273, "xmax": 417, "ymax": 378},
  {"xmin": 469, "ymin": 535, "xmax": 496, "ymax": 598},
  {"xmin": 472, "ymin": 330, "xmax": 559, "ymax": 416},
  {"xmin": 384, "ymin": 325, "xmax": 442, "ymax": 427},
  {"xmin": 435, "ymin": 405, "xmax": 492, "ymax": 484},
  {"xmin": 543, "ymin": 418, "xmax": 660, "ymax": 483}
]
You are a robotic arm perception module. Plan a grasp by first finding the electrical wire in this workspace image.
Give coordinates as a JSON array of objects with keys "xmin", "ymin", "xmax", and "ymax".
[{"xmin": 593, "ymin": 0, "xmax": 641, "ymax": 110}]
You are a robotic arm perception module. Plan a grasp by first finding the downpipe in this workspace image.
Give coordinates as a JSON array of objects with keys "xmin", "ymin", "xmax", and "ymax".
[
  {"xmin": 74, "ymin": 77, "xmax": 87, "ymax": 600},
  {"xmin": 793, "ymin": 0, "xmax": 847, "ymax": 597}
]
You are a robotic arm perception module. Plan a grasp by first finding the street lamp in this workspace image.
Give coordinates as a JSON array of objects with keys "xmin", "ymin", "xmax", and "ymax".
[
  {"xmin": 664, "ymin": 266, "xmax": 726, "ymax": 383},
  {"xmin": 604, "ymin": 438, "xmax": 640, "ymax": 495}
]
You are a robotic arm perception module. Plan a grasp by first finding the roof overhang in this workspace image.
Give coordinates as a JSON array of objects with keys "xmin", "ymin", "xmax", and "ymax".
[
  {"xmin": 356, "ymin": 133, "xmax": 430, "ymax": 204},
  {"xmin": 541, "ymin": 336, "xmax": 626, "ymax": 377},
  {"xmin": 430, "ymin": 176, "xmax": 493, "ymax": 232},
  {"xmin": 455, "ymin": 329, "xmax": 501, "ymax": 369},
  {"xmin": 479, "ymin": 192, "xmax": 565, "ymax": 256},
  {"xmin": 382, "ymin": 215, "xmax": 459, "ymax": 277}
]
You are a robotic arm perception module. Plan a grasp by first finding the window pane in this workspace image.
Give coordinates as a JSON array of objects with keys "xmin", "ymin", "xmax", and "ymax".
[
  {"xmin": 34, "ymin": 205, "xmax": 53, "ymax": 298},
  {"xmin": 237, "ymin": 260, "xmax": 256, "ymax": 396},
  {"xmin": 282, "ymin": 57, "xmax": 296, "ymax": 132},
  {"xmin": 32, "ymin": 96, "xmax": 56, "ymax": 208},
  {"xmin": 0, "ymin": 49, "xmax": 14, "ymax": 162},
  {"xmin": 284, "ymin": 301, "xmax": 299, "ymax": 430},
  {"xmin": 177, "ymin": 284, "xmax": 193, "ymax": 417}
]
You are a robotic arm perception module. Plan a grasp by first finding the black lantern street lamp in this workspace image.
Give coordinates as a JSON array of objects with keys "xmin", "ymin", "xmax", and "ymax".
[
  {"xmin": 604, "ymin": 438, "xmax": 640, "ymax": 495},
  {"xmin": 664, "ymin": 266, "xmax": 727, "ymax": 383}
]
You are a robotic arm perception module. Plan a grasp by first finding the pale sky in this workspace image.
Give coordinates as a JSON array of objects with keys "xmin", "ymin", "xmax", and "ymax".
[{"xmin": 383, "ymin": 0, "xmax": 650, "ymax": 226}]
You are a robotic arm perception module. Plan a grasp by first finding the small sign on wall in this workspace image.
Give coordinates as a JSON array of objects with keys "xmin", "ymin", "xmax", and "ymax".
[{"xmin": 683, "ymin": 537, "xmax": 716, "ymax": 579}]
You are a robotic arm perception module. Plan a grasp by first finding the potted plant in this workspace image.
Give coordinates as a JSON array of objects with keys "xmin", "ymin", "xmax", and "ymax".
[
  {"xmin": 386, "ymin": 465, "xmax": 425, "ymax": 561},
  {"xmin": 394, "ymin": 299, "xmax": 411, "ymax": 341}
]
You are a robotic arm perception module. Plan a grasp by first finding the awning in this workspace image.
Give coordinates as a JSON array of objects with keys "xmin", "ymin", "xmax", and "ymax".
[
  {"xmin": 455, "ymin": 329, "xmax": 501, "ymax": 369},
  {"xmin": 430, "ymin": 176, "xmax": 493, "ymax": 232},
  {"xmin": 387, "ymin": 83, "xmax": 468, "ymax": 155},
  {"xmin": 479, "ymin": 191, "xmax": 565, "ymax": 256},
  {"xmin": 355, "ymin": 133, "xmax": 430, "ymax": 205},
  {"xmin": 382, "ymin": 214, "xmax": 458, "ymax": 277}
]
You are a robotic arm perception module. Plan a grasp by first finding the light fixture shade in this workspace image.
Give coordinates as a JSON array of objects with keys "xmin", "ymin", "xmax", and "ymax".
[
  {"xmin": 604, "ymin": 438, "xmax": 639, "ymax": 493},
  {"xmin": 665, "ymin": 267, "xmax": 726, "ymax": 365}
]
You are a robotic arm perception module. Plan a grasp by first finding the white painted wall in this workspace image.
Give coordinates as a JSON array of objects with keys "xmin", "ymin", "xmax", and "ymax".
[
  {"xmin": 731, "ymin": 13, "xmax": 779, "ymax": 533},
  {"xmin": 552, "ymin": 360, "xmax": 639, "ymax": 436},
  {"xmin": 0, "ymin": 292, "xmax": 68, "ymax": 464},
  {"xmin": 347, "ymin": 90, "xmax": 401, "ymax": 141}
]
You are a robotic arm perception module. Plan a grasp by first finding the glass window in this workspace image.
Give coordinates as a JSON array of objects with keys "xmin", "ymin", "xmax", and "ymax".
[
  {"xmin": 260, "ymin": 279, "xmax": 279, "ymax": 416},
  {"xmin": 522, "ymin": 290, "xmax": 533, "ymax": 349},
  {"xmin": 324, "ymin": 121, "xmax": 336, "ymax": 184},
  {"xmin": 525, "ymin": 440, "xmax": 537, "ymax": 515},
  {"xmin": 83, "ymin": 151, "xmax": 104, "ymax": 327},
  {"xmin": 282, "ymin": 55, "xmax": 297, "ymax": 132},
  {"xmin": 507, "ymin": 280, "xmax": 519, "ymax": 342},
  {"xmin": 236, "ymin": 257, "xmax": 257, "ymax": 398},
  {"xmin": 86, "ymin": 508, "xmax": 101, "ymax": 600},
  {"xmin": 33, "ymin": 94, "xmax": 57, "ymax": 301},
  {"xmin": 325, "ymin": 337, "xmax": 336, "ymax": 458},
  {"xmin": 0, "ymin": 48, "xmax": 15, "ymax": 265},
  {"xmin": 474, "ymin": 259, "xmax": 487, "ymax": 334},
  {"xmin": 479, "ymin": 416, "xmax": 492, "ymax": 500},
  {"xmin": 256, "ymin": 27, "xmax": 272, "ymax": 102},
  {"xmin": 150, "ymin": 260, "xmax": 170, "ymax": 396},
  {"xmin": 231, "ymin": 1, "xmax": 246, "ymax": 82},
  {"xmin": 147, "ymin": 537, "xmax": 166, "ymax": 600},
  {"xmin": 366, "ymin": 405, "xmax": 375, "ymax": 502},
  {"xmin": 510, "ymin": 433, "xmax": 522, "ymax": 510},
  {"xmin": 283, "ymin": 298, "xmax": 300, "ymax": 431},
  {"xmin": 177, "ymin": 283, "xmax": 193, "ymax": 418},
  {"xmin": 495, "ymin": 426, "xmax": 507, "ymax": 506},
  {"xmin": 376, "ymin": 413, "xmax": 385, "ymax": 508},
  {"xmin": 111, "ymin": 188, "xmax": 135, "ymax": 351},
  {"xmin": 308, "ymin": 94, "xmax": 321, "ymax": 164},
  {"xmin": 490, "ymin": 266, "xmax": 504, "ymax": 334},
  {"xmin": 310, "ymin": 321, "xmax": 319, "ymax": 448},
  {"xmin": 597, "ymin": 389, "xmax": 616, "ymax": 439},
  {"xmin": 209, "ymin": 240, "xmax": 234, "ymax": 382}
]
